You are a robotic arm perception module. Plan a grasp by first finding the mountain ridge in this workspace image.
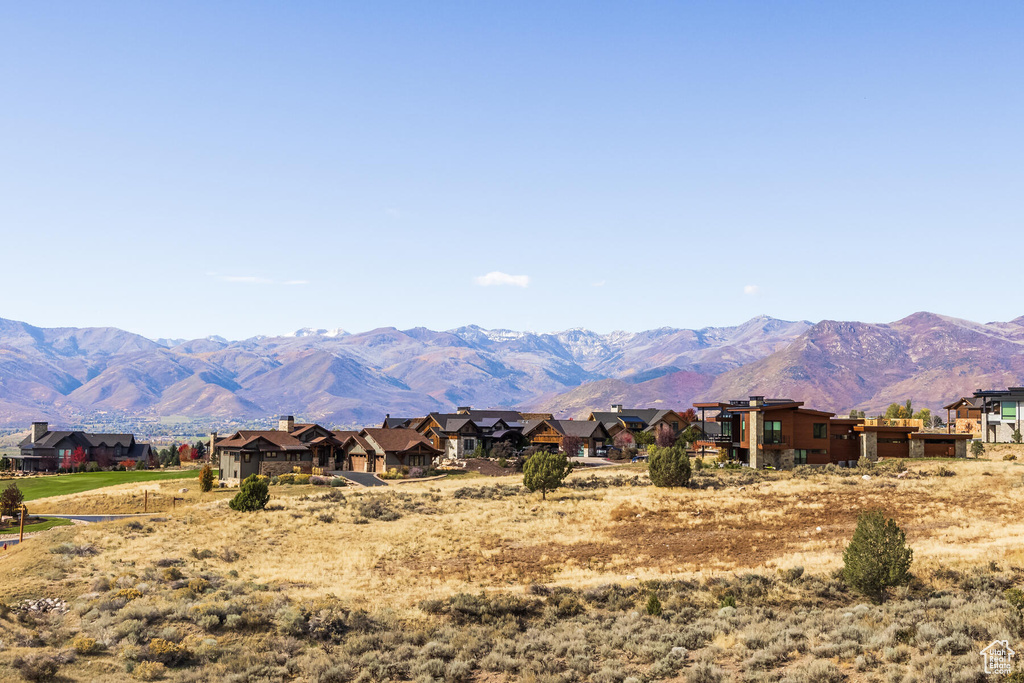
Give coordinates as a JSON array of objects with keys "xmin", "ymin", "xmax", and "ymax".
[{"xmin": 0, "ymin": 312, "xmax": 1018, "ymax": 427}]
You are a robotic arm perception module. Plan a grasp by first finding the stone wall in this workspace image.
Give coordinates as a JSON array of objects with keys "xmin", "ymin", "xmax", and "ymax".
[
  {"xmin": 260, "ymin": 460, "xmax": 313, "ymax": 477},
  {"xmin": 859, "ymin": 431, "xmax": 878, "ymax": 462},
  {"xmin": 908, "ymin": 439, "xmax": 925, "ymax": 459}
]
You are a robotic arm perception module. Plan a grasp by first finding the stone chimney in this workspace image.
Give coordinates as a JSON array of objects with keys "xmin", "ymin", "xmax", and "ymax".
[
  {"xmin": 611, "ymin": 404, "xmax": 623, "ymax": 413},
  {"xmin": 749, "ymin": 396, "xmax": 765, "ymax": 407},
  {"xmin": 456, "ymin": 406, "xmax": 472, "ymax": 415},
  {"xmin": 31, "ymin": 421, "xmax": 48, "ymax": 443},
  {"xmin": 278, "ymin": 415, "xmax": 294, "ymax": 432},
  {"xmin": 209, "ymin": 432, "xmax": 218, "ymax": 457}
]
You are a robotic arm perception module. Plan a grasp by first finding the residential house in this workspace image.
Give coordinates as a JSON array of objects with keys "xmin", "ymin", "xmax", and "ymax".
[
  {"xmin": 522, "ymin": 419, "xmax": 611, "ymax": 457},
  {"xmin": 941, "ymin": 396, "xmax": 983, "ymax": 437},
  {"xmin": 694, "ymin": 397, "xmax": 970, "ymax": 469},
  {"xmin": 415, "ymin": 407, "xmax": 544, "ymax": 458},
  {"xmin": 212, "ymin": 415, "xmax": 345, "ymax": 481},
  {"xmin": 15, "ymin": 421, "xmax": 152, "ymax": 472},
  {"xmin": 587, "ymin": 405, "xmax": 689, "ymax": 439},
  {"xmin": 954, "ymin": 388, "xmax": 1024, "ymax": 442},
  {"xmin": 336, "ymin": 427, "xmax": 440, "ymax": 472}
]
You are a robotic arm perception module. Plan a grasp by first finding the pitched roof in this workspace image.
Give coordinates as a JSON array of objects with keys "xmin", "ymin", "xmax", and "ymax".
[
  {"xmin": 552, "ymin": 420, "xmax": 607, "ymax": 438},
  {"xmin": 361, "ymin": 428, "xmax": 438, "ymax": 454},
  {"xmin": 214, "ymin": 430, "xmax": 308, "ymax": 451},
  {"xmin": 589, "ymin": 409, "xmax": 671, "ymax": 429},
  {"xmin": 83, "ymin": 433, "xmax": 134, "ymax": 448}
]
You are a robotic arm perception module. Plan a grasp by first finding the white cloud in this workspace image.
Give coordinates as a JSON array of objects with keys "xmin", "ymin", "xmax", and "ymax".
[
  {"xmin": 474, "ymin": 271, "xmax": 530, "ymax": 288},
  {"xmin": 592, "ymin": 280, "xmax": 606, "ymax": 287},
  {"xmin": 744, "ymin": 285, "xmax": 761, "ymax": 295}
]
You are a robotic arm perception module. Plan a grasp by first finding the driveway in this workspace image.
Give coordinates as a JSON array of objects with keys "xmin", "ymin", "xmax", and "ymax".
[{"xmin": 331, "ymin": 471, "xmax": 388, "ymax": 487}]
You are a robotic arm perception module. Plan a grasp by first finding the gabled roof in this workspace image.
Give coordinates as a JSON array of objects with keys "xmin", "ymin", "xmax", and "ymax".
[
  {"xmin": 83, "ymin": 433, "xmax": 135, "ymax": 448},
  {"xmin": 589, "ymin": 409, "xmax": 681, "ymax": 430},
  {"xmin": 382, "ymin": 416, "xmax": 417, "ymax": 429},
  {"xmin": 214, "ymin": 430, "xmax": 308, "ymax": 451},
  {"xmin": 552, "ymin": 420, "xmax": 608, "ymax": 439},
  {"xmin": 942, "ymin": 396, "xmax": 980, "ymax": 410},
  {"xmin": 19, "ymin": 430, "xmax": 79, "ymax": 449},
  {"xmin": 361, "ymin": 428, "xmax": 439, "ymax": 454}
]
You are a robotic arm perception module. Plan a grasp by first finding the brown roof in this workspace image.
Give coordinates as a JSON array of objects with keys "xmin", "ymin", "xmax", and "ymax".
[
  {"xmin": 333, "ymin": 430, "xmax": 372, "ymax": 451},
  {"xmin": 214, "ymin": 430, "xmax": 308, "ymax": 451},
  {"xmin": 362, "ymin": 427, "xmax": 439, "ymax": 454}
]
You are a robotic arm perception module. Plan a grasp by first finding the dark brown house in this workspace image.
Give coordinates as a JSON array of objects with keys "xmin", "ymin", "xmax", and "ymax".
[{"xmin": 15, "ymin": 421, "xmax": 152, "ymax": 472}]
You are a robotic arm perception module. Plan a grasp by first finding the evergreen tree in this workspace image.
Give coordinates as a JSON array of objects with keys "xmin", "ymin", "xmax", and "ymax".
[
  {"xmin": 199, "ymin": 465, "xmax": 215, "ymax": 493},
  {"xmin": 842, "ymin": 511, "xmax": 913, "ymax": 603},
  {"xmin": 648, "ymin": 444, "xmax": 692, "ymax": 487},
  {"xmin": 229, "ymin": 475, "xmax": 270, "ymax": 511},
  {"xmin": 522, "ymin": 450, "xmax": 573, "ymax": 500}
]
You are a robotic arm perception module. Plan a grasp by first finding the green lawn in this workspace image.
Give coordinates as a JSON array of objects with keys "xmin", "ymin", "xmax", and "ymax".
[
  {"xmin": 0, "ymin": 470, "xmax": 199, "ymax": 502},
  {"xmin": 0, "ymin": 516, "xmax": 74, "ymax": 535}
]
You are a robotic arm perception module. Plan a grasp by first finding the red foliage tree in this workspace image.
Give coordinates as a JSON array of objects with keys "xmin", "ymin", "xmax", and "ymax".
[
  {"xmin": 122, "ymin": 459, "xmax": 137, "ymax": 470},
  {"xmin": 655, "ymin": 423, "xmax": 676, "ymax": 448},
  {"xmin": 95, "ymin": 449, "xmax": 112, "ymax": 470},
  {"xmin": 679, "ymin": 408, "xmax": 698, "ymax": 426},
  {"xmin": 71, "ymin": 446, "xmax": 88, "ymax": 469},
  {"xmin": 560, "ymin": 435, "xmax": 585, "ymax": 458},
  {"xmin": 613, "ymin": 431, "xmax": 635, "ymax": 449},
  {"xmin": 178, "ymin": 443, "xmax": 198, "ymax": 461}
]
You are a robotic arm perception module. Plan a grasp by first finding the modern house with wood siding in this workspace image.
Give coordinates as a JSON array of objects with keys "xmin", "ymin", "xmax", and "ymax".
[
  {"xmin": 958, "ymin": 388, "xmax": 1024, "ymax": 442},
  {"xmin": 695, "ymin": 397, "xmax": 970, "ymax": 468}
]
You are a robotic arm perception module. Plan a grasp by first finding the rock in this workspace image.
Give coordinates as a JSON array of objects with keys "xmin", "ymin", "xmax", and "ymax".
[
  {"xmin": 626, "ymin": 574, "xmax": 636, "ymax": 580},
  {"xmin": 670, "ymin": 646, "xmax": 687, "ymax": 656},
  {"xmin": 816, "ymin": 526, "xmax": 822, "ymax": 532},
  {"xmin": 861, "ymin": 475, "xmax": 870, "ymax": 480},
  {"xmin": 179, "ymin": 488, "xmax": 189, "ymax": 493}
]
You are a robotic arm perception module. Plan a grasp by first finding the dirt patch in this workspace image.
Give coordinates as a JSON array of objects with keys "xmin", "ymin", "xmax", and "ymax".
[{"xmin": 457, "ymin": 459, "xmax": 518, "ymax": 477}]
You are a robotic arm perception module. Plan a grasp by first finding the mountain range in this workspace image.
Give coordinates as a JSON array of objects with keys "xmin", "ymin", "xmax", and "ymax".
[{"xmin": 0, "ymin": 312, "xmax": 1020, "ymax": 428}]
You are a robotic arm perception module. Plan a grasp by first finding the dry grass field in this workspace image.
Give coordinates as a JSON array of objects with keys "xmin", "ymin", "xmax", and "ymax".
[{"xmin": 1, "ymin": 457, "xmax": 1024, "ymax": 681}]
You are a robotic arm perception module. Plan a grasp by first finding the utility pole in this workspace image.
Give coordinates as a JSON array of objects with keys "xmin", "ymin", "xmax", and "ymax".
[
  {"xmin": 144, "ymin": 490, "xmax": 148, "ymax": 513},
  {"xmin": 19, "ymin": 504, "xmax": 27, "ymax": 543}
]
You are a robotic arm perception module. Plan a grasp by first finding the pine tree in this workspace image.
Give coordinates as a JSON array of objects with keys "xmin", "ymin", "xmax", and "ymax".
[
  {"xmin": 842, "ymin": 511, "xmax": 913, "ymax": 603},
  {"xmin": 648, "ymin": 444, "xmax": 692, "ymax": 487},
  {"xmin": 229, "ymin": 475, "xmax": 269, "ymax": 511},
  {"xmin": 522, "ymin": 450, "xmax": 573, "ymax": 500}
]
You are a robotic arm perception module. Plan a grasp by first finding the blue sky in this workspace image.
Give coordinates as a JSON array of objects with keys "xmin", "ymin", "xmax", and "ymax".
[{"xmin": 2, "ymin": 2, "xmax": 1022, "ymax": 340}]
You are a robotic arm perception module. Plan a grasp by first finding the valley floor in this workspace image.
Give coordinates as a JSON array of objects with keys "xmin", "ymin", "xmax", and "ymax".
[{"xmin": 1, "ymin": 456, "xmax": 1023, "ymax": 681}]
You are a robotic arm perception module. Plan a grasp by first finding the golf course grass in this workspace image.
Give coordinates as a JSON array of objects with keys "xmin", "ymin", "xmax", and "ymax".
[
  {"xmin": 0, "ymin": 469, "xmax": 199, "ymax": 502},
  {"xmin": 0, "ymin": 516, "xmax": 74, "ymax": 536}
]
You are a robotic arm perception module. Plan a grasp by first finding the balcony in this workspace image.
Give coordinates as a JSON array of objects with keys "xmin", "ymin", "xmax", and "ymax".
[{"xmin": 761, "ymin": 434, "xmax": 790, "ymax": 449}]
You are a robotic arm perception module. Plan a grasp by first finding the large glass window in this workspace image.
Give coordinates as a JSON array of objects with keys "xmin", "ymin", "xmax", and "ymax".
[
  {"xmin": 1003, "ymin": 403, "xmax": 1017, "ymax": 421},
  {"xmin": 813, "ymin": 423, "xmax": 827, "ymax": 439},
  {"xmin": 794, "ymin": 450, "xmax": 808, "ymax": 465},
  {"xmin": 764, "ymin": 420, "xmax": 783, "ymax": 444},
  {"xmin": 721, "ymin": 422, "xmax": 732, "ymax": 438}
]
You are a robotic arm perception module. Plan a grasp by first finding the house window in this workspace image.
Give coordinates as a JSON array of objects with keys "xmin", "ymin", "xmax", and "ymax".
[
  {"xmin": 813, "ymin": 423, "xmax": 827, "ymax": 439},
  {"xmin": 464, "ymin": 439, "xmax": 475, "ymax": 451},
  {"xmin": 410, "ymin": 454, "xmax": 426, "ymax": 467},
  {"xmin": 243, "ymin": 453, "xmax": 251, "ymax": 463},
  {"xmin": 1002, "ymin": 403, "xmax": 1016, "ymax": 421},
  {"xmin": 741, "ymin": 420, "xmax": 746, "ymax": 440},
  {"xmin": 794, "ymin": 450, "xmax": 808, "ymax": 465},
  {"xmin": 671, "ymin": 421, "xmax": 679, "ymax": 430},
  {"xmin": 763, "ymin": 421, "xmax": 782, "ymax": 444},
  {"xmin": 267, "ymin": 452, "xmax": 277, "ymax": 458},
  {"xmin": 721, "ymin": 423, "xmax": 732, "ymax": 438}
]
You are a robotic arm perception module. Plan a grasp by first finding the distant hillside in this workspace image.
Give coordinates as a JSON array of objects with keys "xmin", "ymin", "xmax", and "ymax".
[
  {"xmin": 0, "ymin": 315, "xmax": 811, "ymax": 427},
  {"xmin": 3, "ymin": 312, "xmax": 1016, "ymax": 428}
]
